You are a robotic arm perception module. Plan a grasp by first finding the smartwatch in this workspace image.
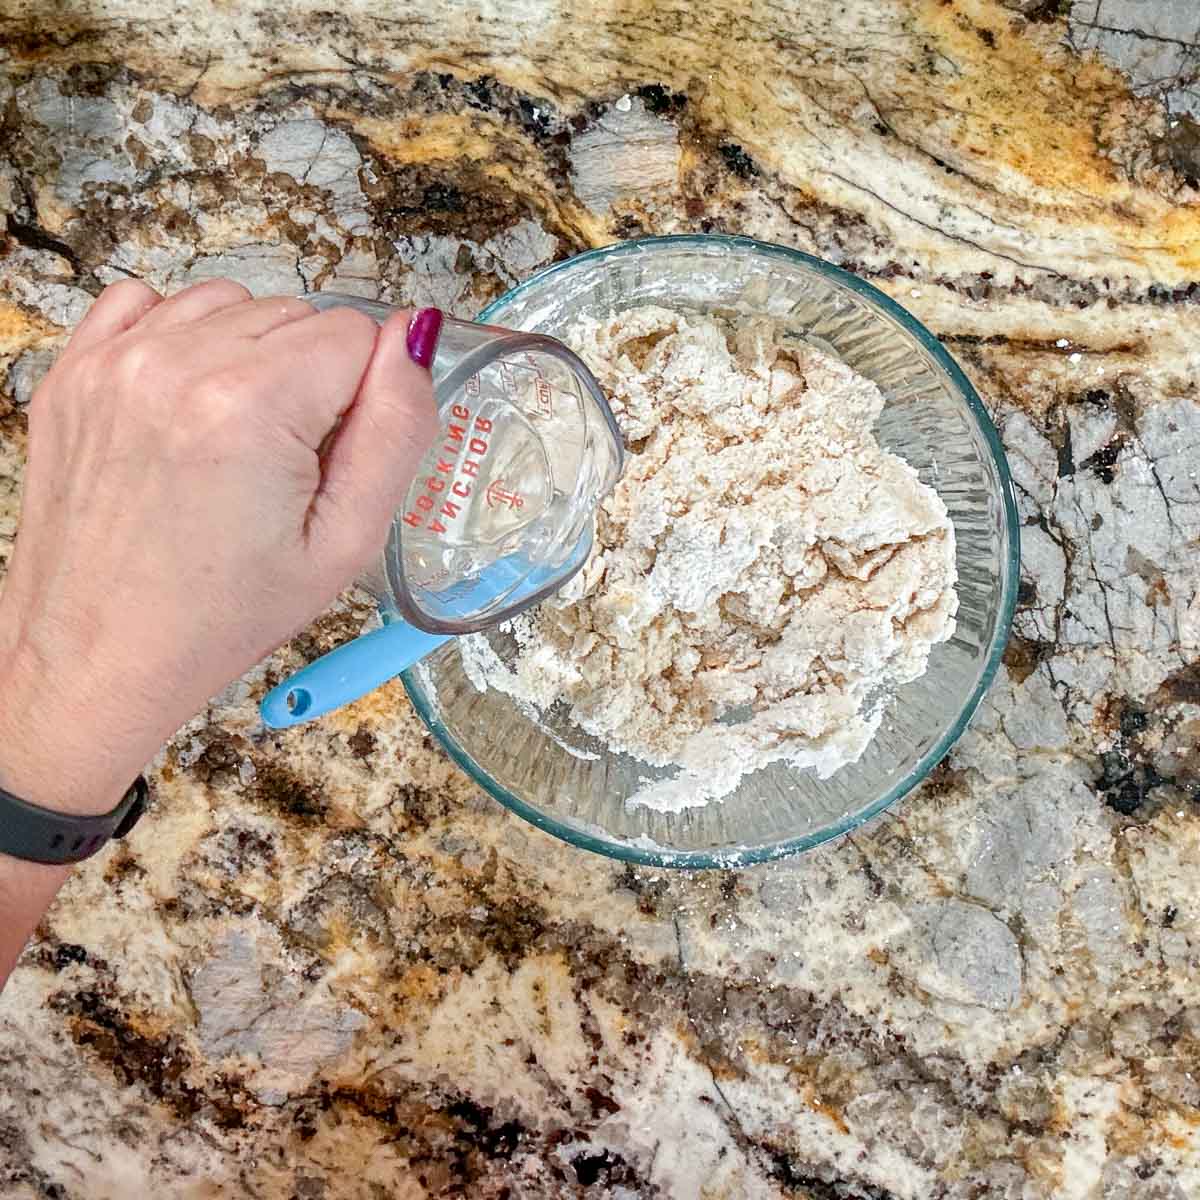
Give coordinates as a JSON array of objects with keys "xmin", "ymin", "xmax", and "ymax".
[{"xmin": 0, "ymin": 776, "xmax": 147, "ymax": 865}]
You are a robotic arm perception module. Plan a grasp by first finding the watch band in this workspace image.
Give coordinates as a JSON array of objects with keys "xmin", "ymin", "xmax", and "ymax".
[{"xmin": 0, "ymin": 775, "xmax": 147, "ymax": 865}]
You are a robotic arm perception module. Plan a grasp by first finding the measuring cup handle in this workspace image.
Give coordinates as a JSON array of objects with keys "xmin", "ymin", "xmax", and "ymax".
[{"xmin": 260, "ymin": 621, "xmax": 450, "ymax": 729}]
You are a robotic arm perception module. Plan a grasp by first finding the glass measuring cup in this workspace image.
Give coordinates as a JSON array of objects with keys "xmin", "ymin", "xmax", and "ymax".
[{"xmin": 260, "ymin": 293, "xmax": 624, "ymax": 728}]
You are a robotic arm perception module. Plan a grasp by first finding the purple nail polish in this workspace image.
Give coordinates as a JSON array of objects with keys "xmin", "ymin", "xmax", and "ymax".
[{"xmin": 406, "ymin": 307, "xmax": 444, "ymax": 369}]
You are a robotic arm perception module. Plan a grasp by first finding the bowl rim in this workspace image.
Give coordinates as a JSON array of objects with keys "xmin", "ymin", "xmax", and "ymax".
[{"xmin": 401, "ymin": 233, "xmax": 1021, "ymax": 869}]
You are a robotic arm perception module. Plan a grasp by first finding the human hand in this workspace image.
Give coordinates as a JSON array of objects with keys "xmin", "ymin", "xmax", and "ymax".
[{"xmin": 0, "ymin": 279, "xmax": 439, "ymax": 816}]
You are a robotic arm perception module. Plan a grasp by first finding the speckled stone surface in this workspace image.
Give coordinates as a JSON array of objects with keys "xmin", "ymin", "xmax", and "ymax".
[{"xmin": 1, "ymin": 2, "xmax": 1199, "ymax": 1197}]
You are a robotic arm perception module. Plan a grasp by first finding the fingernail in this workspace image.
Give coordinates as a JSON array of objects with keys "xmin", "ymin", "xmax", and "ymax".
[{"xmin": 406, "ymin": 307, "xmax": 444, "ymax": 369}]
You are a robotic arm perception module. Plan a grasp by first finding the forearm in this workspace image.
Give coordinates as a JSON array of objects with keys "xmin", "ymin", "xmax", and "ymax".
[
  {"xmin": 0, "ymin": 638, "xmax": 152, "ymax": 992},
  {"xmin": 0, "ymin": 860, "xmax": 71, "ymax": 987}
]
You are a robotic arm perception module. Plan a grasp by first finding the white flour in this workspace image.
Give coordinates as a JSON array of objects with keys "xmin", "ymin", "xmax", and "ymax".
[{"xmin": 460, "ymin": 306, "xmax": 958, "ymax": 811}]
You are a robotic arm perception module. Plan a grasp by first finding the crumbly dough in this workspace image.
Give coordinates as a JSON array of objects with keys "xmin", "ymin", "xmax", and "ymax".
[{"xmin": 462, "ymin": 305, "xmax": 958, "ymax": 811}]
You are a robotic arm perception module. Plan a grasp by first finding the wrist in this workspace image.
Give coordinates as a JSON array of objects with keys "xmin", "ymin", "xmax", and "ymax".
[{"xmin": 0, "ymin": 636, "xmax": 149, "ymax": 817}]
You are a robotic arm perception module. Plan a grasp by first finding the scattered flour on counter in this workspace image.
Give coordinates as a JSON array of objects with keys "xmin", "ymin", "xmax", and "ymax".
[{"xmin": 460, "ymin": 305, "xmax": 958, "ymax": 811}]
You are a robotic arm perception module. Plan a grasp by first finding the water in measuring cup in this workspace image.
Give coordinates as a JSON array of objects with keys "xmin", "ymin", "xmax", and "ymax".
[{"xmin": 397, "ymin": 394, "xmax": 567, "ymax": 595}]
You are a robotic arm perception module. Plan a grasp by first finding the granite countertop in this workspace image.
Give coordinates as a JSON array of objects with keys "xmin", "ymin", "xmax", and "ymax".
[{"xmin": 2, "ymin": 1, "xmax": 1199, "ymax": 1196}]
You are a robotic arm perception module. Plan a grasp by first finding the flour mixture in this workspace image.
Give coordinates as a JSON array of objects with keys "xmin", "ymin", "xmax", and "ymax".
[{"xmin": 461, "ymin": 305, "xmax": 958, "ymax": 811}]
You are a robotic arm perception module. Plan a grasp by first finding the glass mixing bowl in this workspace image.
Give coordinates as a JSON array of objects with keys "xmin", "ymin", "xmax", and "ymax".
[{"xmin": 399, "ymin": 235, "xmax": 1019, "ymax": 868}]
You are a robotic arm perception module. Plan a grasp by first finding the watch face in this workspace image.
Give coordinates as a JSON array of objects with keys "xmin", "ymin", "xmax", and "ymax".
[{"xmin": 113, "ymin": 776, "xmax": 149, "ymax": 840}]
